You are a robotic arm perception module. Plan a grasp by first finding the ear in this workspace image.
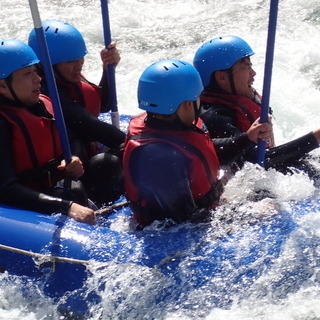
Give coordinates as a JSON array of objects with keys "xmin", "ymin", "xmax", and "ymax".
[
  {"xmin": 0, "ymin": 79, "xmax": 9, "ymax": 95},
  {"xmin": 215, "ymin": 70, "xmax": 228, "ymax": 82},
  {"xmin": 176, "ymin": 101, "xmax": 192, "ymax": 119},
  {"xmin": 215, "ymin": 70, "xmax": 230, "ymax": 90},
  {"xmin": 181, "ymin": 101, "xmax": 193, "ymax": 111}
]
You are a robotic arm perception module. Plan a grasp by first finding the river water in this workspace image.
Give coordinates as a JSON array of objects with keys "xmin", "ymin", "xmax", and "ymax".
[{"xmin": 1, "ymin": 0, "xmax": 320, "ymax": 319}]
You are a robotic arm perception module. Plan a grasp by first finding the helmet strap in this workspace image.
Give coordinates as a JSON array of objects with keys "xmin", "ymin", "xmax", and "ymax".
[
  {"xmin": 227, "ymin": 68, "xmax": 237, "ymax": 95},
  {"xmin": 5, "ymin": 78, "xmax": 24, "ymax": 107},
  {"xmin": 173, "ymin": 101, "xmax": 200, "ymax": 128},
  {"xmin": 173, "ymin": 112, "xmax": 191, "ymax": 129},
  {"xmin": 53, "ymin": 65, "xmax": 70, "ymax": 83},
  {"xmin": 193, "ymin": 100, "xmax": 200, "ymax": 126}
]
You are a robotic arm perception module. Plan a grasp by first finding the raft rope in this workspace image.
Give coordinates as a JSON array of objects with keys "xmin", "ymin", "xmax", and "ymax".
[
  {"xmin": 0, "ymin": 243, "xmax": 89, "ymax": 266},
  {"xmin": 0, "ymin": 201, "xmax": 130, "ymax": 270}
]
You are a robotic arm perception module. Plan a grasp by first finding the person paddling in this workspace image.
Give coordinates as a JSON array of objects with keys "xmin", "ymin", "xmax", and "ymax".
[
  {"xmin": 0, "ymin": 39, "xmax": 96, "ymax": 225},
  {"xmin": 28, "ymin": 20, "xmax": 125, "ymax": 207},
  {"xmin": 193, "ymin": 35, "xmax": 320, "ymax": 174},
  {"xmin": 123, "ymin": 59, "xmax": 271, "ymax": 228}
]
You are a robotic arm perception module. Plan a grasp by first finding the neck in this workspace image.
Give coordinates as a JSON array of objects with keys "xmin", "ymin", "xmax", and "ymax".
[{"xmin": 146, "ymin": 112, "xmax": 191, "ymax": 130}]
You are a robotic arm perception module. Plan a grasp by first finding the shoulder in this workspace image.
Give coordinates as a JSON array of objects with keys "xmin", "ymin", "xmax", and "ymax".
[
  {"xmin": 201, "ymin": 103, "xmax": 234, "ymax": 116},
  {"xmin": 0, "ymin": 116, "xmax": 11, "ymax": 128},
  {"xmin": 0, "ymin": 110, "xmax": 15, "ymax": 130},
  {"xmin": 140, "ymin": 141, "xmax": 185, "ymax": 157},
  {"xmin": 0, "ymin": 117, "xmax": 13, "ymax": 145},
  {"xmin": 130, "ymin": 141, "xmax": 189, "ymax": 182},
  {"xmin": 132, "ymin": 141, "xmax": 187, "ymax": 166},
  {"xmin": 200, "ymin": 104, "xmax": 235, "ymax": 125}
]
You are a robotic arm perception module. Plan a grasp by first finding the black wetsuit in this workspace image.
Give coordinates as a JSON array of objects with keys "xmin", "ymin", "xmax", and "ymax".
[
  {"xmin": 0, "ymin": 96, "xmax": 86, "ymax": 215},
  {"xmin": 200, "ymin": 97, "xmax": 319, "ymax": 173},
  {"xmin": 40, "ymin": 70, "xmax": 126, "ymax": 206},
  {"xmin": 127, "ymin": 116, "xmax": 245, "ymax": 226},
  {"xmin": 41, "ymin": 70, "xmax": 125, "ymax": 157}
]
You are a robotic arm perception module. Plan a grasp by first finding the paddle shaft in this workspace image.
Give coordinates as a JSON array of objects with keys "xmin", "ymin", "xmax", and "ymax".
[
  {"xmin": 256, "ymin": 0, "xmax": 279, "ymax": 166},
  {"xmin": 28, "ymin": 0, "xmax": 72, "ymax": 163},
  {"xmin": 100, "ymin": 0, "xmax": 120, "ymax": 129},
  {"xmin": 95, "ymin": 200, "xmax": 130, "ymax": 216}
]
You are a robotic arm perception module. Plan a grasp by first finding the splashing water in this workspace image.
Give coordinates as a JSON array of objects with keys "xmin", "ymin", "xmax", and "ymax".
[{"xmin": 1, "ymin": 0, "xmax": 320, "ymax": 319}]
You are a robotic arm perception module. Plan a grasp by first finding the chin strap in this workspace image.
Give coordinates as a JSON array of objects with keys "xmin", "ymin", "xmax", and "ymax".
[
  {"xmin": 227, "ymin": 68, "xmax": 237, "ymax": 95},
  {"xmin": 5, "ymin": 78, "xmax": 24, "ymax": 107},
  {"xmin": 53, "ymin": 65, "xmax": 69, "ymax": 83},
  {"xmin": 193, "ymin": 100, "xmax": 200, "ymax": 126}
]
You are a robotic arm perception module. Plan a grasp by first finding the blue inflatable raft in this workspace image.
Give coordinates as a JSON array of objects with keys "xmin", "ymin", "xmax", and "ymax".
[{"xmin": 1, "ymin": 194, "xmax": 317, "ymax": 318}]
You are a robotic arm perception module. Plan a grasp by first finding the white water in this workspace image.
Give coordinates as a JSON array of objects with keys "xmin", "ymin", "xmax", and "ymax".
[{"xmin": 1, "ymin": 0, "xmax": 320, "ymax": 319}]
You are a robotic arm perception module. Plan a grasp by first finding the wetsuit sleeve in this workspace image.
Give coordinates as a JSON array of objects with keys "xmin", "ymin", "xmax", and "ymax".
[
  {"xmin": 130, "ymin": 142, "xmax": 210, "ymax": 223},
  {"xmin": 213, "ymin": 134, "xmax": 256, "ymax": 166},
  {"xmin": 201, "ymin": 103, "xmax": 320, "ymax": 170},
  {"xmin": 59, "ymin": 92, "xmax": 125, "ymax": 149},
  {"xmin": 201, "ymin": 105, "xmax": 244, "ymax": 138},
  {"xmin": 99, "ymin": 69, "xmax": 111, "ymax": 113},
  {"xmin": 264, "ymin": 132, "xmax": 319, "ymax": 170},
  {"xmin": 0, "ymin": 119, "xmax": 72, "ymax": 215},
  {"xmin": 200, "ymin": 106, "xmax": 256, "ymax": 166}
]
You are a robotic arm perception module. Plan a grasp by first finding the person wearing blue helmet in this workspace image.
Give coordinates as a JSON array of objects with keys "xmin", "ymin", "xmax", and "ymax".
[
  {"xmin": 123, "ymin": 59, "xmax": 229, "ymax": 228},
  {"xmin": 28, "ymin": 20, "xmax": 125, "ymax": 206},
  {"xmin": 0, "ymin": 39, "xmax": 96, "ymax": 225},
  {"xmin": 194, "ymin": 35, "xmax": 320, "ymax": 174}
]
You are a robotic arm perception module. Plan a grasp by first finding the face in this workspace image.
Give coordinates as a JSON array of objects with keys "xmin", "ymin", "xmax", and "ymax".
[
  {"xmin": 216, "ymin": 57, "xmax": 256, "ymax": 99},
  {"xmin": 230, "ymin": 57, "xmax": 256, "ymax": 98},
  {"xmin": 0, "ymin": 65, "xmax": 41, "ymax": 107},
  {"xmin": 55, "ymin": 58, "xmax": 84, "ymax": 83}
]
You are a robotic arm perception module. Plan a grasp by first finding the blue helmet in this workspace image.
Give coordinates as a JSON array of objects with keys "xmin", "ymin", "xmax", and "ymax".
[
  {"xmin": 193, "ymin": 35, "xmax": 255, "ymax": 87},
  {"xmin": 138, "ymin": 59, "xmax": 203, "ymax": 115},
  {"xmin": 0, "ymin": 39, "xmax": 39, "ymax": 79},
  {"xmin": 28, "ymin": 20, "xmax": 88, "ymax": 65}
]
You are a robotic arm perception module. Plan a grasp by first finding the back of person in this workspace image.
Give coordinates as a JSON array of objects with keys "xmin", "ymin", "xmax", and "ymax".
[{"xmin": 123, "ymin": 59, "xmax": 224, "ymax": 228}]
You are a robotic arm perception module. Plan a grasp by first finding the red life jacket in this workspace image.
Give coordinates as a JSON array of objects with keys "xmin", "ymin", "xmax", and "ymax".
[
  {"xmin": 200, "ymin": 90, "xmax": 261, "ymax": 133},
  {"xmin": 57, "ymin": 75, "xmax": 103, "ymax": 156},
  {"xmin": 0, "ymin": 95, "xmax": 63, "ymax": 190},
  {"xmin": 123, "ymin": 113, "xmax": 222, "ymax": 212},
  {"xmin": 57, "ymin": 75, "xmax": 101, "ymax": 117}
]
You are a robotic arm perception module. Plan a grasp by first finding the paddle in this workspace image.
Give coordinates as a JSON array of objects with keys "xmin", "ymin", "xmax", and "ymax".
[
  {"xmin": 28, "ymin": 0, "xmax": 72, "ymax": 163},
  {"xmin": 256, "ymin": 0, "xmax": 279, "ymax": 167},
  {"xmin": 100, "ymin": 0, "xmax": 120, "ymax": 129}
]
